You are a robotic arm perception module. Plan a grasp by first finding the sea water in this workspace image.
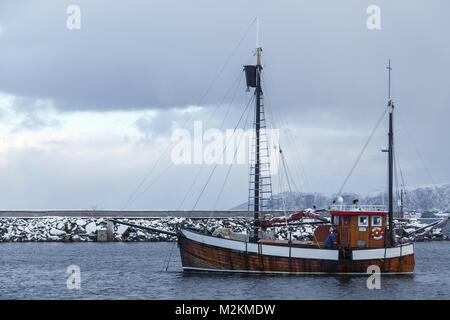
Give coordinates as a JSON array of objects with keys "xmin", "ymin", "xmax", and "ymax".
[{"xmin": 0, "ymin": 239, "xmax": 449, "ymax": 299}]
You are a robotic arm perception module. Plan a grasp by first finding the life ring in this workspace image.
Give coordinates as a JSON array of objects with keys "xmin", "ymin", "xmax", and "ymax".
[{"xmin": 371, "ymin": 227, "xmax": 384, "ymax": 240}]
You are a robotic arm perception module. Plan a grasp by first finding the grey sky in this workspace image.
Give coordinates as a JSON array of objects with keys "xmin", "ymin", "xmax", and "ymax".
[{"xmin": 0, "ymin": 1, "xmax": 449, "ymax": 209}]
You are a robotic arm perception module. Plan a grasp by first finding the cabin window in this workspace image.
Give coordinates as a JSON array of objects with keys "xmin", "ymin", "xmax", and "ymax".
[
  {"xmin": 332, "ymin": 215, "xmax": 340, "ymax": 225},
  {"xmin": 371, "ymin": 215, "xmax": 382, "ymax": 226},
  {"xmin": 358, "ymin": 215, "xmax": 369, "ymax": 227}
]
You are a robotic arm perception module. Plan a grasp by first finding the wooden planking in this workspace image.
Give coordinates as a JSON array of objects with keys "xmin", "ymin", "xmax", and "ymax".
[
  {"xmin": 335, "ymin": 214, "xmax": 387, "ymax": 248},
  {"xmin": 368, "ymin": 215, "xmax": 387, "ymax": 248},
  {"xmin": 180, "ymin": 229, "xmax": 338, "ymax": 260},
  {"xmin": 178, "ymin": 236, "xmax": 415, "ymax": 274},
  {"xmin": 313, "ymin": 225, "xmax": 330, "ymax": 243}
]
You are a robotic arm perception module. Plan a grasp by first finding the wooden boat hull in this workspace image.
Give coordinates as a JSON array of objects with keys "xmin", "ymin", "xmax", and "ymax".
[{"xmin": 178, "ymin": 229, "xmax": 414, "ymax": 274}]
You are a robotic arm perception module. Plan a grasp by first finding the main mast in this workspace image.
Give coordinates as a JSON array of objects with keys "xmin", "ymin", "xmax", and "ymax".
[
  {"xmin": 252, "ymin": 19, "xmax": 263, "ymax": 243},
  {"xmin": 244, "ymin": 18, "xmax": 272, "ymax": 243},
  {"xmin": 243, "ymin": 18, "xmax": 264, "ymax": 243},
  {"xmin": 252, "ymin": 46, "xmax": 263, "ymax": 242}
]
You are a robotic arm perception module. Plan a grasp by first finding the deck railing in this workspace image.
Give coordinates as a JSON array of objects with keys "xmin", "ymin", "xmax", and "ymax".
[{"xmin": 330, "ymin": 204, "xmax": 387, "ymax": 212}]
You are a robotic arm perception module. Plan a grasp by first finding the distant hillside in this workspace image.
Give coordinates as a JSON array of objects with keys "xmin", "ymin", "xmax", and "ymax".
[{"xmin": 232, "ymin": 183, "xmax": 450, "ymax": 212}]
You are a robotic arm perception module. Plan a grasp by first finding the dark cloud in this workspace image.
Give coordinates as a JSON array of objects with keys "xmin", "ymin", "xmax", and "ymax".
[
  {"xmin": 0, "ymin": 1, "xmax": 449, "ymax": 208},
  {"xmin": 0, "ymin": 0, "xmax": 447, "ymax": 115}
]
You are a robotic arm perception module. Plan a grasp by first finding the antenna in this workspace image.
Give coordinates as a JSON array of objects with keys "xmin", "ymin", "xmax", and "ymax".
[
  {"xmin": 256, "ymin": 16, "xmax": 259, "ymax": 48},
  {"xmin": 387, "ymin": 59, "xmax": 392, "ymax": 100}
]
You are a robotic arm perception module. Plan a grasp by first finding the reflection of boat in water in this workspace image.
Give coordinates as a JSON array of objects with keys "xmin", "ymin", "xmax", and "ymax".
[{"xmin": 113, "ymin": 22, "xmax": 414, "ymax": 274}]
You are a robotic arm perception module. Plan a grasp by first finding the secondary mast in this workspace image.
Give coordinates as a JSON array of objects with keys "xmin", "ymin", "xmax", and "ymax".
[{"xmin": 387, "ymin": 60, "xmax": 395, "ymax": 246}]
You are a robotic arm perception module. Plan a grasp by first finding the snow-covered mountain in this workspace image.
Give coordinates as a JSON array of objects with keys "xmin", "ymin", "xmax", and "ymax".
[{"xmin": 232, "ymin": 183, "xmax": 450, "ymax": 212}]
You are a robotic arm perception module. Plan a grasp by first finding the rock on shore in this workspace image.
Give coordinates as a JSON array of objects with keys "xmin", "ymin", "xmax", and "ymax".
[{"xmin": 0, "ymin": 217, "xmax": 447, "ymax": 242}]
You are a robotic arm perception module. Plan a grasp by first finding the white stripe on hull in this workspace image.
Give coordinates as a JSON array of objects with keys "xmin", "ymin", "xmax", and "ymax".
[{"xmin": 351, "ymin": 243, "xmax": 414, "ymax": 260}]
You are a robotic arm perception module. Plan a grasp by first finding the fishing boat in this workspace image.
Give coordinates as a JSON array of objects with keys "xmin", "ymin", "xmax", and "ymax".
[{"xmin": 113, "ymin": 24, "xmax": 415, "ymax": 274}]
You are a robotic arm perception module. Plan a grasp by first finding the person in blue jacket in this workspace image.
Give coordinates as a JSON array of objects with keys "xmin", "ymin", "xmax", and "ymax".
[{"xmin": 324, "ymin": 227, "xmax": 338, "ymax": 249}]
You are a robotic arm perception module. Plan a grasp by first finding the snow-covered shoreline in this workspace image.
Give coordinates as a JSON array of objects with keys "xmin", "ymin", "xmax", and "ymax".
[{"xmin": 0, "ymin": 217, "xmax": 447, "ymax": 242}]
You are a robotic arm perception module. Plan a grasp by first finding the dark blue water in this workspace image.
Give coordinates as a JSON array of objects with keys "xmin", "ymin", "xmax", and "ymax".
[{"xmin": 0, "ymin": 240, "xmax": 449, "ymax": 300}]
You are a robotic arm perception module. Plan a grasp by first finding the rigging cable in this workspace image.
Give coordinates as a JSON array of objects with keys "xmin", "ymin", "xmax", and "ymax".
[
  {"xmin": 260, "ymin": 68, "xmax": 300, "ymax": 213},
  {"xmin": 212, "ymin": 97, "xmax": 253, "ymax": 210},
  {"xmin": 191, "ymin": 94, "xmax": 255, "ymax": 210},
  {"xmin": 121, "ymin": 109, "xmax": 209, "ymax": 210},
  {"xmin": 262, "ymin": 60, "xmax": 312, "ymax": 191},
  {"xmin": 261, "ymin": 73, "xmax": 311, "ymax": 193},
  {"xmin": 277, "ymin": 148, "xmax": 289, "ymax": 226},
  {"xmin": 394, "ymin": 150, "xmax": 400, "ymax": 211},
  {"xmin": 121, "ymin": 111, "xmax": 191, "ymax": 210},
  {"xmin": 196, "ymin": 17, "xmax": 257, "ymax": 107},
  {"xmin": 397, "ymin": 114, "xmax": 447, "ymax": 204},
  {"xmin": 280, "ymin": 147, "xmax": 293, "ymax": 194},
  {"xmin": 121, "ymin": 20, "xmax": 257, "ymax": 210},
  {"xmin": 259, "ymin": 72, "xmax": 305, "ymax": 215},
  {"xmin": 395, "ymin": 149, "xmax": 408, "ymax": 211},
  {"xmin": 162, "ymin": 241, "xmax": 177, "ymax": 272},
  {"xmin": 279, "ymin": 143, "xmax": 302, "ymax": 195},
  {"xmin": 333, "ymin": 106, "xmax": 388, "ymax": 204},
  {"xmin": 176, "ymin": 71, "xmax": 244, "ymax": 209}
]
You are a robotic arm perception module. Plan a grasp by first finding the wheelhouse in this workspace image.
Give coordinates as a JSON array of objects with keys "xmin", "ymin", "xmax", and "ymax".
[{"xmin": 329, "ymin": 205, "xmax": 388, "ymax": 249}]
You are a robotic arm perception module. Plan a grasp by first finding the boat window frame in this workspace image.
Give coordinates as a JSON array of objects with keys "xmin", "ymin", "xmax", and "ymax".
[
  {"xmin": 371, "ymin": 215, "xmax": 382, "ymax": 227},
  {"xmin": 332, "ymin": 215, "xmax": 340, "ymax": 226},
  {"xmin": 358, "ymin": 215, "xmax": 369, "ymax": 227}
]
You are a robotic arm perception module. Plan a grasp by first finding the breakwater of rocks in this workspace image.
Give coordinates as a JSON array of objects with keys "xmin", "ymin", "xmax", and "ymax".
[
  {"xmin": 0, "ymin": 217, "xmax": 447, "ymax": 242},
  {"xmin": 0, "ymin": 217, "xmax": 251, "ymax": 242}
]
